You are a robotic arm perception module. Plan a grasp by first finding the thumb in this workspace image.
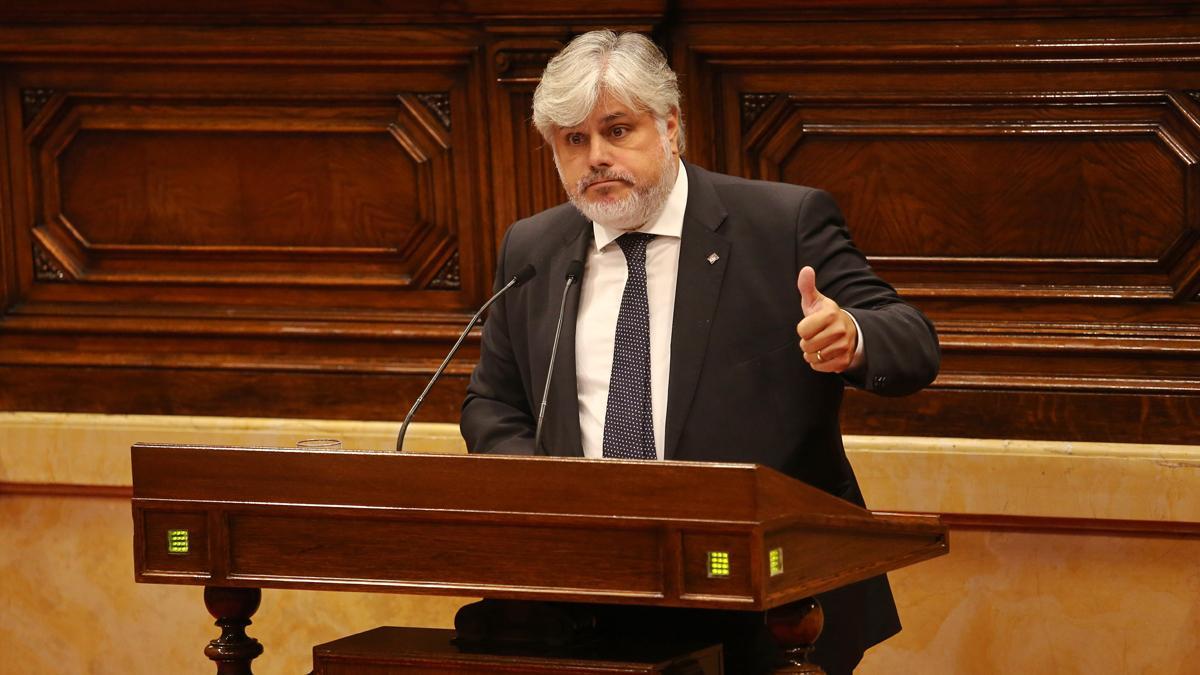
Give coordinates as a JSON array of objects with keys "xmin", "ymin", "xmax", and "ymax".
[{"xmin": 797, "ymin": 266, "xmax": 823, "ymax": 315}]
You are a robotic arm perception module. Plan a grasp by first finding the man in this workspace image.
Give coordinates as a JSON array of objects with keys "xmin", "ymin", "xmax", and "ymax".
[{"xmin": 461, "ymin": 30, "xmax": 939, "ymax": 674}]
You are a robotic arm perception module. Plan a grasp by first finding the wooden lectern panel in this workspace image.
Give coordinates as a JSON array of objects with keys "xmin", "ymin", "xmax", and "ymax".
[
  {"xmin": 228, "ymin": 513, "xmax": 664, "ymax": 595},
  {"xmin": 131, "ymin": 444, "xmax": 947, "ymax": 611}
]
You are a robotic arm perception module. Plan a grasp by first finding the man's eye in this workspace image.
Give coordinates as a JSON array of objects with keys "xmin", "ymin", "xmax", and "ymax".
[
  {"xmin": 567, "ymin": 133, "xmax": 583, "ymax": 145},
  {"xmin": 611, "ymin": 127, "xmax": 626, "ymax": 138}
]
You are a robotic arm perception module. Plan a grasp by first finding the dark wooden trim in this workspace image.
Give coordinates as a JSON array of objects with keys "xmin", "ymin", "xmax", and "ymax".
[
  {"xmin": 883, "ymin": 511, "xmax": 1200, "ymax": 539},
  {"xmin": 0, "ymin": 0, "xmax": 1194, "ymax": 26},
  {"xmin": 0, "ymin": 482, "xmax": 133, "ymax": 498},
  {"xmin": 842, "ymin": 388, "xmax": 1200, "ymax": 445}
]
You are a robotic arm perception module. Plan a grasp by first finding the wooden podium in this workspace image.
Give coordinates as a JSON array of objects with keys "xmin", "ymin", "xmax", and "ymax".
[{"xmin": 131, "ymin": 444, "xmax": 948, "ymax": 673}]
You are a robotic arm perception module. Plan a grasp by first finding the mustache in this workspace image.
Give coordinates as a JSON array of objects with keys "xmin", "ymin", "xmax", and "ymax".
[{"xmin": 576, "ymin": 168, "xmax": 636, "ymax": 194}]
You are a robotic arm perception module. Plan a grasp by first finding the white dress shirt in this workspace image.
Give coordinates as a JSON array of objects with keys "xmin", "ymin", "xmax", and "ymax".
[{"xmin": 576, "ymin": 160, "xmax": 687, "ymax": 459}]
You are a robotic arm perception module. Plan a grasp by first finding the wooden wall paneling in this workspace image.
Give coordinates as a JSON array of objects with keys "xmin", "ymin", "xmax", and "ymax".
[
  {"xmin": 0, "ymin": 0, "xmax": 667, "ymax": 24},
  {"xmin": 1163, "ymin": 90, "xmax": 1200, "ymax": 302},
  {"xmin": 455, "ymin": 41, "xmax": 496, "ymax": 306},
  {"xmin": 3, "ymin": 79, "xmax": 40, "ymax": 305},
  {"xmin": 0, "ymin": 25, "xmax": 500, "ymax": 420},
  {"xmin": 13, "ymin": 68, "xmax": 475, "ymax": 303},
  {"xmin": 485, "ymin": 35, "xmax": 569, "ymax": 248},
  {"xmin": 0, "ymin": 4, "xmax": 1199, "ymax": 442},
  {"xmin": 843, "ymin": 388, "xmax": 1200, "ymax": 444},
  {"xmin": 670, "ymin": 30, "xmax": 718, "ymax": 172},
  {"xmin": 0, "ymin": 364, "xmax": 477, "ymax": 422},
  {"xmin": 676, "ymin": 13, "xmax": 1200, "ymax": 442},
  {"xmin": 672, "ymin": 0, "xmax": 1200, "ymax": 21},
  {"xmin": 744, "ymin": 94, "xmax": 1191, "ymax": 288},
  {"xmin": 0, "ymin": 72, "xmax": 19, "ymax": 310}
]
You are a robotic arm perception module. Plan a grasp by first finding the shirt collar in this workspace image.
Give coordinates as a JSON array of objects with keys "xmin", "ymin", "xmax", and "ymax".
[{"xmin": 592, "ymin": 158, "xmax": 688, "ymax": 251}]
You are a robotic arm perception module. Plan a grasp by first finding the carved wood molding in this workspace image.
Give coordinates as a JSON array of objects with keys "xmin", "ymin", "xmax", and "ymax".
[
  {"xmin": 32, "ymin": 239, "xmax": 69, "ymax": 281},
  {"xmin": 674, "ymin": 0, "xmax": 1199, "ymax": 21},
  {"xmin": 494, "ymin": 48, "xmax": 559, "ymax": 83},
  {"xmin": 739, "ymin": 92, "xmax": 1200, "ymax": 301},
  {"xmin": 428, "ymin": 251, "xmax": 461, "ymax": 290},
  {"xmin": 740, "ymin": 93, "xmax": 780, "ymax": 131},
  {"xmin": 20, "ymin": 88, "xmax": 53, "ymax": 127},
  {"xmin": 842, "ymin": 387, "xmax": 1199, "ymax": 444},
  {"xmin": 21, "ymin": 88, "xmax": 461, "ymax": 292},
  {"xmin": 689, "ymin": 37, "xmax": 1200, "ymax": 67},
  {"xmin": 413, "ymin": 93, "xmax": 451, "ymax": 130}
]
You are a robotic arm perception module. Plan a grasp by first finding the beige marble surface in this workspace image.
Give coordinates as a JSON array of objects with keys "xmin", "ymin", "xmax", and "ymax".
[
  {"xmin": 859, "ymin": 528, "xmax": 1200, "ymax": 674},
  {"xmin": 0, "ymin": 412, "xmax": 466, "ymax": 486},
  {"xmin": 847, "ymin": 435, "xmax": 1200, "ymax": 522},
  {"xmin": 1, "ymin": 495, "xmax": 469, "ymax": 675},
  {"xmin": 4, "ymin": 411, "xmax": 1197, "ymax": 522}
]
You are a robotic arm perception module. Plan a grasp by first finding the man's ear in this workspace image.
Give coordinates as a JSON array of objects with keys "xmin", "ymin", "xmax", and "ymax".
[{"xmin": 665, "ymin": 108, "xmax": 680, "ymax": 155}]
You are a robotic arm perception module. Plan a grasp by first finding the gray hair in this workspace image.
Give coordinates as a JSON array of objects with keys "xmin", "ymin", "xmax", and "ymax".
[{"xmin": 532, "ymin": 30, "xmax": 686, "ymax": 155}]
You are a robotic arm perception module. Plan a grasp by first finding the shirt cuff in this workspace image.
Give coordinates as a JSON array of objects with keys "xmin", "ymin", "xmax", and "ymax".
[{"xmin": 842, "ymin": 309, "xmax": 866, "ymax": 371}]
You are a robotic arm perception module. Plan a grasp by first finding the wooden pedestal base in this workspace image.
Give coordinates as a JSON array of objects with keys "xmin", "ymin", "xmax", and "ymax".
[
  {"xmin": 767, "ymin": 598, "xmax": 826, "ymax": 675},
  {"xmin": 312, "ymin": 627, "xmax": 722, "ymax": 674},
  {"xmin": 203, "ymin": 586, "xmax": 264, "ymax": 675}
]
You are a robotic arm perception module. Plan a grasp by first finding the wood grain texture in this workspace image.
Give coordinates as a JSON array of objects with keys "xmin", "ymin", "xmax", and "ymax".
[
  {"xmin": 675, "ymin": 9, "xmax": 1200, "ymax": 443},
  {"xmin": 131, "ymin": 445, "xmax": 948, "ymax": 611},
  {"xmin": 0, "ymin": 482, "xmax": 133, "ymax": 498},
  {"xmin": 0, "ymin": 2, "xmax": 1197, "ymax": 443}
]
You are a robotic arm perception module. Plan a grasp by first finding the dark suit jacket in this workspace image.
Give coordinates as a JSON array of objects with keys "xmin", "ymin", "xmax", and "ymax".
[{"xmin": 461, "ymin": 162, "xmax": 940, "ymax": 671}]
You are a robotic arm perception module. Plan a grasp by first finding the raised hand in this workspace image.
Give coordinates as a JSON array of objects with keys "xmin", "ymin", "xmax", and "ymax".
[{"xmin": 796, "ymin": 266, "xmax": 858, "ymax": 373}]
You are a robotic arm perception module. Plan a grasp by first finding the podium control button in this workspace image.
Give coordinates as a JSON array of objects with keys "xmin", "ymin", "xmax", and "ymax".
[
  {"xmin": 707, "ymin": 551, "xmax": 731, "ymax": 578},
  {"xmin": 167, "ymin": 529, "xmax": 190, "ymax": 555},
  {"xmin": 769, "ymin": 548, "xmax": 785, "ymax": 576}
]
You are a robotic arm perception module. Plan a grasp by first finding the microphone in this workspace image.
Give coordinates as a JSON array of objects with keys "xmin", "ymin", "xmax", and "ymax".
[
  {"xmin": 533, "ymin": 260, "xmax": 584, "ymax": 453},
  {"xmin": 395, "ymin": 263, "xmax": 536, "ymax": 452}
]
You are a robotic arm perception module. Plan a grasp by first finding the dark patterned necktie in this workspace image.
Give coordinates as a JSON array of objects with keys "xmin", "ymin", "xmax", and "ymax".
[{"xmin": 603, "ymin": 233, "xmax": 657, "ymax": 460}]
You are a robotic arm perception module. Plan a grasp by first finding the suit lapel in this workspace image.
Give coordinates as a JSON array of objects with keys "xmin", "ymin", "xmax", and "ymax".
[
  {"xmin": 541, "ymin": 211, "xmax": 592, "ymax": 457},
  {"xmin": 665, "ymin": 164, "xmax": 729, "ymax": 459}
]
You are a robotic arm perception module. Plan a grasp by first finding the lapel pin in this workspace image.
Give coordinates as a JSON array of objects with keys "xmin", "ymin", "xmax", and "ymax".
[{"xmin": 706, "ymin": 252, "xmax": 720, "ymax": 265}]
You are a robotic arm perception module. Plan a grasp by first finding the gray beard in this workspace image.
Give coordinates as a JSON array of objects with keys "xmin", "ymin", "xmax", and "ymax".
[{"xmin": 561, "ymin": 147, "xmax": 677, "ymax": 231}]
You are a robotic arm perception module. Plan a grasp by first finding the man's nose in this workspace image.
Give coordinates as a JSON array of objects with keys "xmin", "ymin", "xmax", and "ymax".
[{"xmin": 587, "ymin": 136, "xmax": 613, "ymax": 169}]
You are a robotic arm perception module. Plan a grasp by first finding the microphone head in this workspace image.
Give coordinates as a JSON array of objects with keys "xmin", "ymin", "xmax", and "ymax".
[
  {"xmin": 511, "ymin": 264, "xmax": 537, "ymax": 286},
  {"xmin": 565, "ymin": 260, "xmax": 584, "ymax": 281}
]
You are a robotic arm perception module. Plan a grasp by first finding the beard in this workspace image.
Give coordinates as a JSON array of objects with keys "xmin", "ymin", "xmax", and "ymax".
[{"xmin": 559, "ymin": 138, "xmax": 677, "ymax": 231}]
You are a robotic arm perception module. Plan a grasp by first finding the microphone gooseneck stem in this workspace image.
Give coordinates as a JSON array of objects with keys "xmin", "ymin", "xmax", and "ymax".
[
  {"xmin": 534, "ymin": 260, "xmax": 583, "ymax": 453},
  {"xmin": 395, "ymin": 270, "xmax": 528, "ymax": 452},
  {"xmin": 534, "ymin": 275, "xmax": 577, "ymax": 452}
]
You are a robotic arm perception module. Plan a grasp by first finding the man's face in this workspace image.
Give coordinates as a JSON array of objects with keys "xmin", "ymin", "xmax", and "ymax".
[{"xmin": 552, "ymin": 91, "xmax": 679, "ymax": 230}]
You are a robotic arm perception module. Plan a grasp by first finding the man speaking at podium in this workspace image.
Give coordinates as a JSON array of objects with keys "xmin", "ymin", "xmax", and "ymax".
[{"xmin": 461, "ymin": 30, "xmax": 939, "ymax": 674}]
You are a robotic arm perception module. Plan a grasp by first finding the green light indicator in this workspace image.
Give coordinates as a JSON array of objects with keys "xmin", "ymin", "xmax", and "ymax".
[
  {"xmin": 769, "ymin": 548, "xmax": 784, "ymax": 576},
  {"xmin": 707, "ymin": 551, "xmax": 730, "ymax": 578},
  {"xmin": 167, "ymin": 529, "xmax": 189, "ymax": 555}
]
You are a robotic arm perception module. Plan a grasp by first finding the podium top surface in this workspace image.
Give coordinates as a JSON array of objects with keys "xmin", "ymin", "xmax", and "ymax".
[{"xmin": 132, "ymin": 443, "xmax": 918, "ymax": 531}]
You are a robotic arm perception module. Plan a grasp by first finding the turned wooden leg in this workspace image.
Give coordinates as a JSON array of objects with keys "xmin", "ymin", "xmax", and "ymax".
[
  {"xmin": 766, "ymin": 597, "xmax": 825, "ymax": 674},
  {"xmin": 203, "ymin": 586, "xmax": 264, "ymax": 675}
]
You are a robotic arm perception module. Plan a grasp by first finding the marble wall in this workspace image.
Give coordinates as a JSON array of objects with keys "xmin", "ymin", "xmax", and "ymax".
[{"xmin": 2, "ymin": 413, "xmax": 1198, "ymax": 673}]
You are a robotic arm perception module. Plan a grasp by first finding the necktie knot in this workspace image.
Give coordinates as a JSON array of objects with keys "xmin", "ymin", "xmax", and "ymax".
[{"xmin": 616, "ymin": 232, "xmax": 655, "ymax": 266}]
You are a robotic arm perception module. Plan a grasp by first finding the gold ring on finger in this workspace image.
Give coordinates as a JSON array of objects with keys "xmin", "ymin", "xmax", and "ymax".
[{"xmin": 816, "ymin": 350, "xmax": 824, "ymax": 362}]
